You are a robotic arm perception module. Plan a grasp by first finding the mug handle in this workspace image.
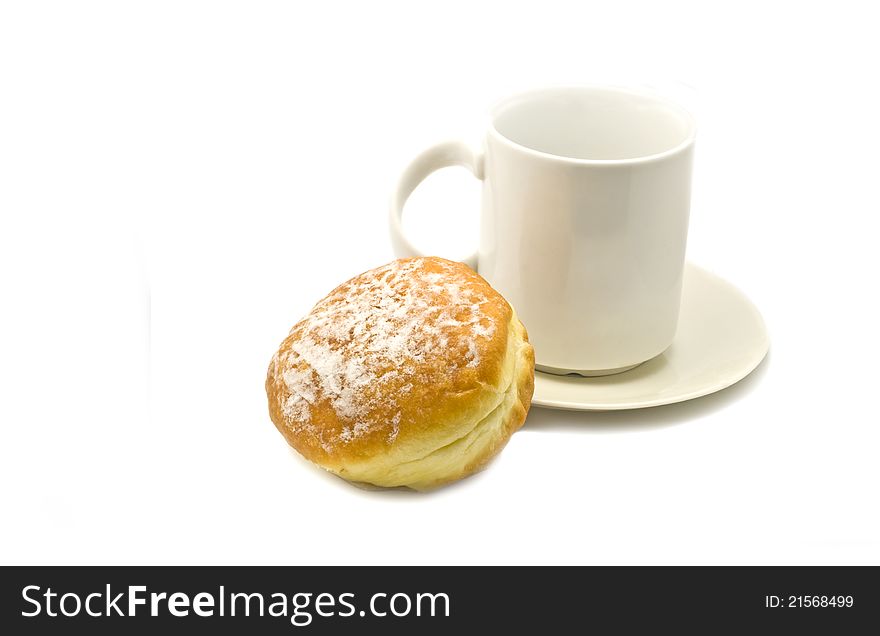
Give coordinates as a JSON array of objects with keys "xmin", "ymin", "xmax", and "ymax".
[{"xmin": 389, "ymin": 141, "xmax": 484, "ymax": 270}]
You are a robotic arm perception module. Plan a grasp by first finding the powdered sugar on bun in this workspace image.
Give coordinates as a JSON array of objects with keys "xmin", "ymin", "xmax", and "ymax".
[{"xmin": 266, "ymin": 257, "xmax": 511, "ymax": 458}]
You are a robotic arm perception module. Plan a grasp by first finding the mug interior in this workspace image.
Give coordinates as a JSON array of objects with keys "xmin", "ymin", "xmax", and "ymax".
[{"xmin": 491, "ymin": 86, "xmax": 695, "ymax": 161}]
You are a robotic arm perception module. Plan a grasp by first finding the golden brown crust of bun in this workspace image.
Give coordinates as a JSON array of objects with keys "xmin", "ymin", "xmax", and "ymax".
[{"xmin": 265, "ymin": 256, "xmax": 534, "ymax": 490}]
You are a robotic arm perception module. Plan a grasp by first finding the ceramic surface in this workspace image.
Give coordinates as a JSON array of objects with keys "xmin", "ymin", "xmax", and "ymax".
[{"xmin": 532, "ymin": 263, "xmax": 769, "ymax": 410}]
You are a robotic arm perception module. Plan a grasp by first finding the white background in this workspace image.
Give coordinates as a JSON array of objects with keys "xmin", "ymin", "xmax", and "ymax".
[{"xmin": 2, "ymin": 1, "xmax": 878, "ymax": 565}]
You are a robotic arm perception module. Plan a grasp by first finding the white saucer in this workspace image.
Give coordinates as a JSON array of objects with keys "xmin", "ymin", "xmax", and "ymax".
[{"xmin": 532, "ymin": 263, "xmax": 769, "ymax": 411}]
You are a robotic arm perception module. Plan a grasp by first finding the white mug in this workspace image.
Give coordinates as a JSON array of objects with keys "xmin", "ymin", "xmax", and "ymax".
[{"xmin": 389, "ymin": 86, "xmax": 696, "ymax": 376}]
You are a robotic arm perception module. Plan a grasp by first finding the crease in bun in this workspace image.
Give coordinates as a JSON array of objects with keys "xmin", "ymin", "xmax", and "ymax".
[
  {"xmin": 347, "ymin": 315, "xmax": 533, "ymax": 490},
  {"xmin": 265, "ymin": 256, "xmax": 534, "ymax": 490}
]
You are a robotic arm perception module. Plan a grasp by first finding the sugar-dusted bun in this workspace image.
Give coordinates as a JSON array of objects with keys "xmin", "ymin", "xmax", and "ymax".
[{"xmin": 265, "ymin": 256, "xmax": 534, "ymax": 490}]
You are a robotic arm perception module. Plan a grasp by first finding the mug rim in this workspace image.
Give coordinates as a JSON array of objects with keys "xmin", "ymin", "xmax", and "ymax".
[{"xmin": 488, "ymin": 84, "xmax": 697, "ymax": 166}]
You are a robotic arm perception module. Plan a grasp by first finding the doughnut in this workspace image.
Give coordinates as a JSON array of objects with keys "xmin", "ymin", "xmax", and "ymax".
[{"xmin": 265, "ymin": 256, "xmax": 534, "ymax": 490}]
